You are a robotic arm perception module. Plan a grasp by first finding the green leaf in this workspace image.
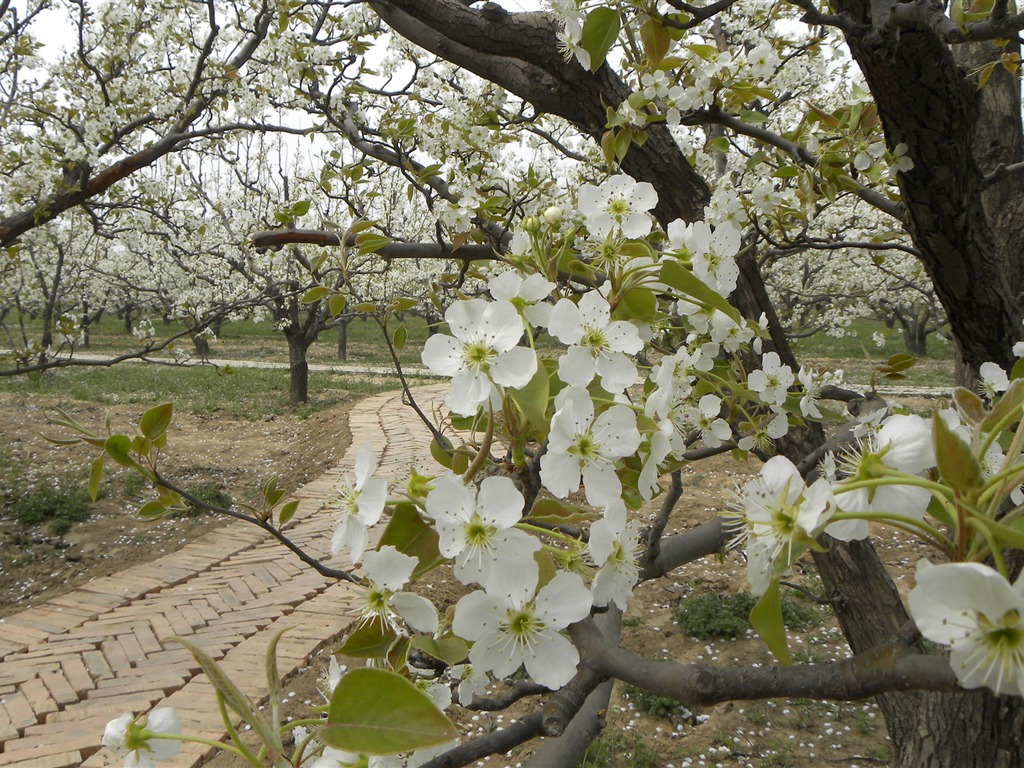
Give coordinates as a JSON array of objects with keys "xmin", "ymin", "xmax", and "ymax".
[
  {"xmin": 137, "ymin": 500, "xmax": 167, "ymax": 519},
  {"xmin": 328, "ymin": 294, "xmax": 347, "ymax": 318},
  {"xmin": 411, "ymin": 635, "xmax": 469, "ymax": 667},
  {"xmin": 749, "ymin": 581, "xmax": 790, "ymax": 665},
  {"xmin": 278, "ymin": 499, "xmax": 299, "ymax": 526},
  {"xmin": 88, "ymin": 456, "xmax": 104, "ymax": 502},
  {"xmin": 139, "ymin": 403, "xmax": 173, "ymax": 441},
  {"xmin": 580, "ymin": 7, "xmax": 620, "ymax": 72},
  {"xmin": 104, "ymin": 434, "xmax": 134, "ymax": 468},
  {"xmin": 337, "ymin": 616, "xmax": 398, "ymax": 659},
  {"xmin": 525, "ymin": 497, "xmax": 598, "ymax": 524},
  {"xmin": 291, "ymin": 200, "xmax": 311, "ymax": 217},
  {"xmin": 659, "ymin": 258, "xmax": 741, "ymax": 322},
  {"xmin": 509, "ymin": 365, "xmax": 550, "ymax": 433},
  {"xmin": 615, "ymin": 286, "xmax": 657, "ymax": 323},
  {"xmin": 640, "ymin": 18, "xmax": 670, "ymax": 65},
  {"xmin": 301, "ymin": 286, "xmax": 330, "ymax": 305},
  {"xmin": 354, "ymin": 302, "xmax": 378, "ymax": 313},
  {"xmin": 356, "ymin": 232, "xmax": 394, "ymax": 255},
  {"xmin": 933, "ymin": 408, "xmax": 984, "ymax": 495},
  {"xmin": 322, "ymin": 668, "xmax": 458, "ymax": 755},
  {"xmin": 377, "ymin": 503, "xmax": 443, "ymax": 579},
  {"xmin": 393, "ymin": 323, "xmax": 408, "ymax": 350}
]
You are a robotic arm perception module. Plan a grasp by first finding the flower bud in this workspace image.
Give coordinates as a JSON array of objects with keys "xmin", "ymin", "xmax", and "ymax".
[
  {"xmin": 521, "ymin": 215, "xmax": 542, "ymax": 233},
  {"xmin": 543, "ymin": 205, "xmax": 564, "ymax": 225}
]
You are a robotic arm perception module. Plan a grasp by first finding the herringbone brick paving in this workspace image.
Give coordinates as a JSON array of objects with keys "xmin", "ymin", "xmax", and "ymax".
[{"xmin": 0, "ymin": 385, "xmax": 446, "ymax": 767}]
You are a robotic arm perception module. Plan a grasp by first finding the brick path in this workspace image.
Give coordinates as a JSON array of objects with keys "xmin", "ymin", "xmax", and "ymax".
[{"xmin": 0, "ymin": 385, "xmax": 446, "ymax": 767}]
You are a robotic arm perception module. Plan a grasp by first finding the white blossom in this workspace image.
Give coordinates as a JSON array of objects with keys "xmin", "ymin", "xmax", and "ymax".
[
  {"xmin": 421, "ymin": 299, "xmax": 538, "ymax": 416},
  {"xmin": 541, "ymin": 387, "xmax": 642, "ymax": 506},
  {"xmin": 577, "ymin": 175, "xmax": 658, "ymax": 239},
  {"xmin": 327, "ymin": 442, "xmax": 388, "ymax": 564},
  {"xmin": 909, "ymin": 561, "xmax": 1024, "ymax": 696},
  {"xmin": 425, "ymin": 473, "xmax": 540, "ymax": 593},
  {"xmin": 102, "ymin": 708, "xmax": 181, "ymax": 768},
  {"xmin": 548, "ymin": 291, "xmax": 644, "ymax": 393},
  {"xmin": 453, "ymin": 571, "xmax": 591, "ymax": 689}
]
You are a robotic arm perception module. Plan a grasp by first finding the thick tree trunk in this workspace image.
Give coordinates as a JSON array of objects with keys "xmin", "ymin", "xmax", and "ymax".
[
  {"xmin": 900, "ymin": 322, "xmax": 927, "ymax": 357},
  {"xmin": 284, "ymin": 330, "xmax": 310, "ymax": 405},
  {"xmin": 336, "ymin": 318, "xmax": 349, "ymax": 362}
]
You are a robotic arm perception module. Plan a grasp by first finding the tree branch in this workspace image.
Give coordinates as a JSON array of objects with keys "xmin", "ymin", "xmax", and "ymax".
[{"xmin": 571, "ymin": 618, "xmax": 962, "ymax": 707}]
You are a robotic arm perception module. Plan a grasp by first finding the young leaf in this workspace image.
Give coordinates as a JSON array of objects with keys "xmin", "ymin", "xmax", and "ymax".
[
  {"xmin": 278, "ymin": 499, "xmax": 299, "ymax": 527},
  {"xmin": 104, "ymin": 434, "xmax": 135, "ymax": 468},
  {"xmin": 580, "ymin": 7, "xmax": 620, "ymax": 73},
  {"xmin": 411, "ymin": 635, "xmax": 469, "ymax": 667},
  {"xmin": 88, "ymin": 456, "xmax": 104, "ymax": 502},
  {"xmin": 933, "ymin": 409, "xmax": 983, "ymax": 495},
  {"xmin": 509, "ymin": 365, "xmax": 550, "ymax": 433},
  {"xmin": 137, "ymin": 500, "xmax": 167, "ymax": 519},
  {"xmin": 170, "ymin": 636, "xmax": 285, "ymax": 761},
  {"xmin": 377, "ymin": 503, "xmax": 444, "ymax": 579},
  {"xmin": 393, "ymin": 323, "xmax": 408, "ymax": 350},
  {"xmin": 640, "ymin": 17, "xmax": 670, "ymax": 65},
  {"xmin": 660, "ymin": 258, "xmax": 741, "ymax": 322},
  {"xmin": 265, "ymin": 628, "xmax": 290, "ymax": 751},
  {"xmin": 328, "ymin": 294, "xmax": 347, "ymax": 318},
  {"xmin": 953, "ymin": 387, "xmax": 985, "ymax": 424},
  {"xmin": 337, "ymin": 615, "xmax": 398, "ymax": 659},
  {"xmin": 322, "ymin": 668, "xmax": 458, "ymax": 755},
  {"xmin": 139, "ymin": 403, "xmax": 173, "ymax": 441},
  {"xmin": 301, "ymin": 286, "xmax": 330, "ymax": 305},
  {"xmin": 749, "ymin": 580, "xmax": 791, "ymax": 665},
  {"xmin": 982, "ymin": 378, "xmax": 1024, "ymax": 432}
]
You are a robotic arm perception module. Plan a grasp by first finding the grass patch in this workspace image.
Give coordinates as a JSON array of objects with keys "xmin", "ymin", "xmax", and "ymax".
[
  {"xmin": 620, "ymin": 683, "xmax": 688, "ymax": 719},
  {"xmin": 0, "ymin": 364, "xmax": 401, "ymax": 417},
  {"xmin": 182, "ymin": 482, "xmax": 232, "ymax": 514},
  {"xmin": 577, "ymin": 729, "xmax": 662, "ymax": 768},
  {"xmin": 0, "ymin": 446, "xmax": 92, "ymax": 535},
  {"xmin": 672, "ymin": 588, "xmax": 829, "ymax": 640}
]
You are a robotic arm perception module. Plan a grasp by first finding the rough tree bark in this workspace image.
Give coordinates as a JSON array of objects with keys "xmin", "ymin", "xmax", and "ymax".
[{"xmin": 367, "ymin": 3, "xmax": 1024, "ymax": 765}]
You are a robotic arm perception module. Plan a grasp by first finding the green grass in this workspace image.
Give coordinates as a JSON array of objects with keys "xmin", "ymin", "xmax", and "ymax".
[
  {"xmin": 577, "ymin": 729, "xmax": 662, "ymax": 768},
  {"xmin": 0, "ymin": 364, "xmax": 401, "ymax": 417},
  {"xmin": 620, "ymin": 683, "xmax": 689, "ymax": 720},
  {"xmin": 791, "ymin": 317, "xmax": 952, "ymax": 360},
  {"xmin": 672, "ymin": 588, "xmax": 829, "ymax": 640},
  {"xmin": 0, "ymin": 447, "xmax": 92, "ymax": 535}
]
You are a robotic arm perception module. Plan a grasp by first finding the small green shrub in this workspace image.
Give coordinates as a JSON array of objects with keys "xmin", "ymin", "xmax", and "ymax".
[
  {"xmin": 122, "ymin": 472, "xmax": 147, "ymax": 498},
  {"xmin": 9, "ymin": 478, "xmax": 92, "ymax": 535},
  {"xmin": 621, "ymin": 683, "xmax": 688, "ymax": 719},
  {"xmin": 577, "ymin": 729, "xmax": 661, "ymax": 768},
  {"xmin": 673, "ymin": 589, "xmax": 829, "ymax": 640},
  {"xmin": 621, "ymin": 615, "xmax": 644, "ymax": 628},
  {"xmin": 184, "ymin": 482, "xmax": 233, "ymax": 513}
]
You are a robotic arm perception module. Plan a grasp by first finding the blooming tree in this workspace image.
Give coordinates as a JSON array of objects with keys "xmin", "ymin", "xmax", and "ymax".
[{"xmin": 7, "ymin": 0, "xmax": 1024, "ymax": 766}]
